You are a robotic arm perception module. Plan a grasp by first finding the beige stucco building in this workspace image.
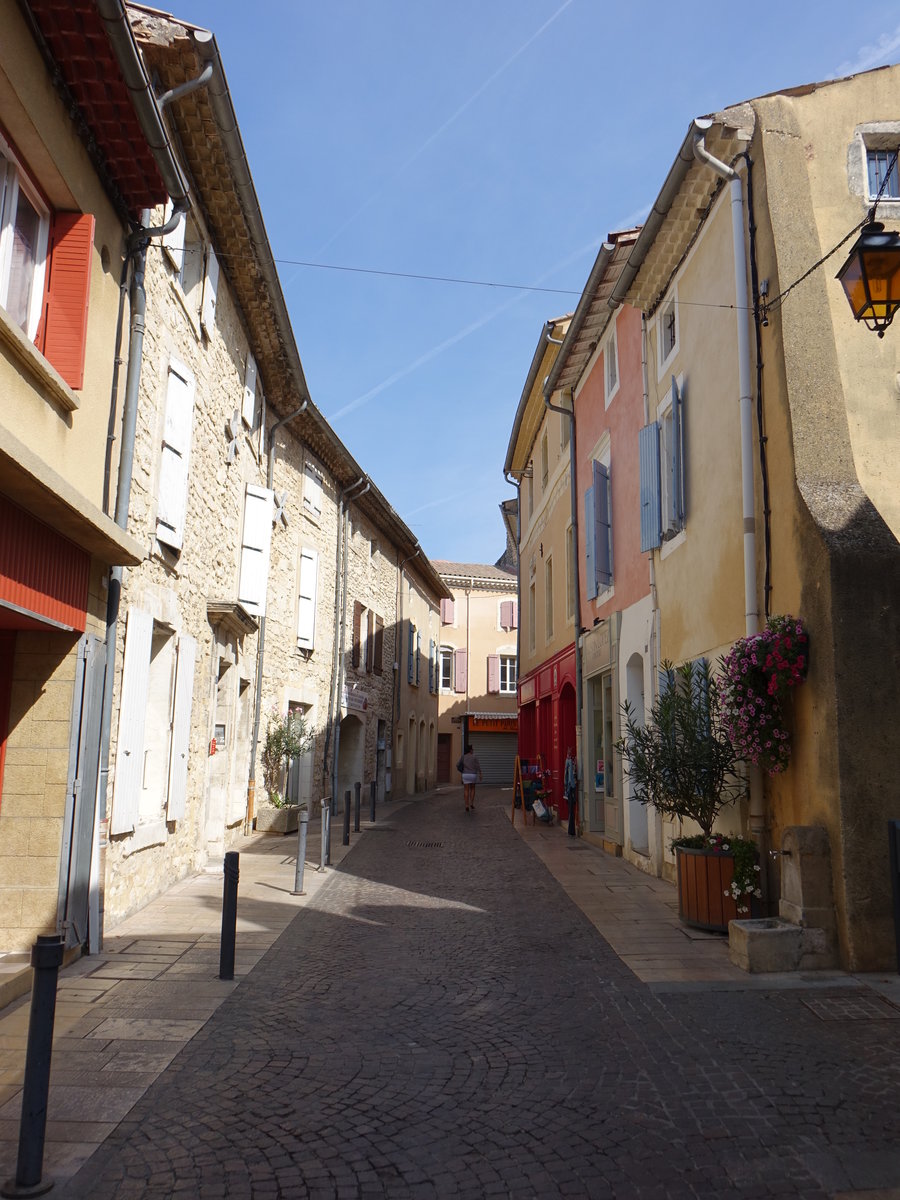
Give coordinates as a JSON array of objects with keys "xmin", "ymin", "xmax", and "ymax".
[
  {"xmin": 612, "ymin": 66, "xmax": 900, "ymax": 969},
  {"xmin": 433, "ymin": 559, "xmax": 518, "ymax": 786},
  {"xmin": 503, "ymin": 316, "xmax": 579, "ymax": 816}
]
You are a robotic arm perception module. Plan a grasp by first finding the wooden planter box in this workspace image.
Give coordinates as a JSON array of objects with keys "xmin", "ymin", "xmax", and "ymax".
[{"xmin": 675, "ymin": 846, "xmax": 748, "ymax": 933}]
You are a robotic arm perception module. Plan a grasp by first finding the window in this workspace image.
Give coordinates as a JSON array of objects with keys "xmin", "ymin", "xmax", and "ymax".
[
  {"xmin": 566, "ymin": 524, "xmax": 575, "ymax": 620},
  {"xmin": 584, "ymin": 456, "xmax": 612, "ymax": 599},
  {"xmin": 658, "ymin": 291, "xmax": 678, "ymax": 374},
  {"xmin": 0, "ymin": 147, "xmax": 48, "ymax": 341},
  {"xmin": 639, "ymin": 375, "xmax": 685, "ymax": 551},
  {"xmin": 407, "ymin": 621, "xmax": 416, "ymax": 683},
  {"xmin": 353, "ymin": 602, "xmax": 365, "ymax": 669},
  {"xmin": 604, "ymin": 324, "xmax": 619, "ymax": 406},
  {"xmin": 439, "ymin": 646, "xmax": 453, "ymax": 691},
  {"xmin": 541, "ymin": 432, "xmax": 549, "ymax": 489},
  {"xmin": 499, "ymin": 655, "xmax": 517, "ymax": 694},
  {"xmin": 545, "ymin": 555, "xmax": 554, "ymax": 641},
  {"xmin": 303, "ymin": 462, "xmax": 323, "ymax": 517},
  {"xmin": 0, "ymin": 137, "xmax": 95, "ymax": 389},
  {"xmin": 528, "ymin": 583, "xmax": 536, "ymax": 653},
  {"xmin": 237, "ymin": 484, "xmax": 274, "ymax": 616},
  {"xmin": 561, "ymin": 410, "xmax": 570, "ymax": 450},
  {"xmin": 110, "ymin": 608, "xmax": 196, "ymax": 834},
  {"xmin": 867, "ymin": 149, "xmax": 900, "ymax": 200},
  {"xmin": 526, "ymin": 468, "xmax": 534, "ymax": 522},
  {"xmin": 297, "ymin": 547, "xmax": 318, "ymax": 651},
  {"xmin": 242, "ymin": 352, "xmax": 258, "ymax": 427},
  {"xmin": 156, "ymin": 360, "xmax": 196, "ymax": 552},
  {"xmin": 162, "ymin": 204, "xmax": 218, "ymax": 335}
]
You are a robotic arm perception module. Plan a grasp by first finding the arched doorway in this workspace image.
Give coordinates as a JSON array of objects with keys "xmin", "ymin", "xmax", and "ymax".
[
  {"xmin": 625, "ymin": 652, "xmax": 648, "ymax": 854},
  {"xmin": 336, "ymin": 714, "xmax": 365, "ymax": 814},
  {"xmin": 558, "ymin": 682, "xmax": 576, "ymax": 819}
]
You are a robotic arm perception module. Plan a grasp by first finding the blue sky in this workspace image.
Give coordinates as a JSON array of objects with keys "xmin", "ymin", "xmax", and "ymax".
[{"xmin": 170, "ymin": 1, "xmax": 900, "ymax": 564}]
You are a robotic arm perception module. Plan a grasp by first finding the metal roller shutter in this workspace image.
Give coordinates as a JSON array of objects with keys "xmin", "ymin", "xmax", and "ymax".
[{"xmin": 468, "ymin": 732, "xmax": 518, "ymax": 785}]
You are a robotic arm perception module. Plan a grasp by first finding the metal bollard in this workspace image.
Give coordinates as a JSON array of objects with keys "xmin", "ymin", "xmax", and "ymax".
[
  {"xmin": 342, "ymin": 789, "xmax": 351, "ymax": 846},
  {"xmin": 370, "ymin": 779, "xmax": 376, "ymax": 823},
  {"xmin": 219, "ymin": 852, "xmax": 239, "ymax": 981},
  {"xmin": 2, "ymin": 934, "xmax": 65, "ymax": 1199},
  {"xmin": 292, "ymin": 807, "xmax": 310, "ymax": 895},
  {"xmin": 353, "ymin": 782, "xmax": 361, "ymax": 833},
  {"xmin": 319, "ymin": 798, "xmax": 331, "ymax": 870}
]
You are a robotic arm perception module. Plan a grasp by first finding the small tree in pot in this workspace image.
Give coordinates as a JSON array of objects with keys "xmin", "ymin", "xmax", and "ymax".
[
  {"xmin": 617, "ymin": 660, "xmax": 758, "ymax": 927},
  {"xmin": 262, "ymin": 708, "xmax": 312, "ymax": 809}
]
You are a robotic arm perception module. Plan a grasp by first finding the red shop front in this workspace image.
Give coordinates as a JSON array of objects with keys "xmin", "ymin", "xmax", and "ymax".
[{"xmin": 516, "ymin": 642, "xmax": 576, "ymax": 818}]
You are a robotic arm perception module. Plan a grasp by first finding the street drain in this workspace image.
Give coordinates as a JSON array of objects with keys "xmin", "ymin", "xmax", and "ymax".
[
  {"xmin": 407, "ymin": 840, "xmax": 443, "ymax": 849},
  {"xmin": 800, "ymin": 993, "xmax": 900, "ymax": 1021}
]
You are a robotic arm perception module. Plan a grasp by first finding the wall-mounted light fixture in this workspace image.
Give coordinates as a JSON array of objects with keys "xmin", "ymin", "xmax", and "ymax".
[{"xmin": 836, "ymin": 221, "xmax": 900, "ymax": 337}]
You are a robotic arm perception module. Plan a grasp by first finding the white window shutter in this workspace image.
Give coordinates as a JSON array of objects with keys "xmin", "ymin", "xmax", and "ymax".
[
  {"xmin": 297, "ymin": 547, "xmax": 318, "ymax": 650},
  {"xmin": 161, "ymin": 202, "xmax": 186, "ymax": 271},
  {"xmin": 304, "ymin": 464, "xmax": 322, "ymax": 515},
  {"xmin": 156, "ymin": 361, "xmax": 195, "ymax": 551},
  {"xmin": 242, "ymin": 352, "xmax": 257, "ymax": 427},
  {"xmin": 110, "ymin": 608, "xmax": 153, "ymax": 834},
  {"xmin": 166, "ymin": 634, "xmax": 196, "ymax": 821},
  {"xmin": 201, "ymin": 244, "xmax": 219, "ymax": 335},
  {"xmin": 238, "ymin": 484, "xmax": 274, "ymax": 616}
]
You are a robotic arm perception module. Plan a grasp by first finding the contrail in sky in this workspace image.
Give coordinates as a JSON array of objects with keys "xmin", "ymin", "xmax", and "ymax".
[
  {"xmin": 834, "ymin": 23, "xmax": 900, "ymax": 76},
  {"xmin": 329, "ymin": 202, "xmax": 652, "ymax": 422},
  {"xmin": 314, "ymin": 0, "xmax": 575, "ymax": 258}
]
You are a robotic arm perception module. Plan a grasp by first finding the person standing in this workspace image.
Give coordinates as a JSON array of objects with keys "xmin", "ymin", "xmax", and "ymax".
[{"xmin": 460, "ymin": 744, "xmax": 482, "ymax": 813}]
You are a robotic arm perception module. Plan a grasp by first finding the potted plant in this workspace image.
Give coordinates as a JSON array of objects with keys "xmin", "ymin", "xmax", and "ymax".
[
  {"xmin": 617, "ymin": 659, "xmax": 759, "ymax": 931},
  {"xmin": 256, "ymin": 708, "xmax": 313, "ymax": 834}
]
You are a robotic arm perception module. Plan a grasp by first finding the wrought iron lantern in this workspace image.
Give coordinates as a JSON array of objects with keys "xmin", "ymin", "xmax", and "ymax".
[{"xmin": 836, "ymin": 221, "xmax": 900, "ymax": 337}]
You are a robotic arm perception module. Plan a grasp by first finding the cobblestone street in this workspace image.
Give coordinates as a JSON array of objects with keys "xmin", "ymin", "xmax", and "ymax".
[{"xmin": 56, "ymin": 790, "xmax": 900, "ymax": 1199}]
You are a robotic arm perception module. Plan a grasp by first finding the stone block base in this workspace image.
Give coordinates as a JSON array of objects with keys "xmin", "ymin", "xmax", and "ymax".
[{"xmin": 255, "ymin": 805, "xmax": 300, "ymax": 835}]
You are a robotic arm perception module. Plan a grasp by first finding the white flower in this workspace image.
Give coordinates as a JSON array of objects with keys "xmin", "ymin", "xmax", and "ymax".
[
  {"xmin": 753, "ymin": 864, "xmax": 761, "ymax": 872},
  {"xmin": 722, "ymin": 843, "xmax": 730, "ymax": 851}
]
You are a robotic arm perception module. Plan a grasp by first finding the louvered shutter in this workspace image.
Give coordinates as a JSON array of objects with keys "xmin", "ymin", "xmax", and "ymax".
[
  {"xmin": 161, "ymin": 202, "xmax": 185, "ymax": 270},
  {"xmin": 110, "ymin": 608, "xmax": 153, "ymax": 834},
  {"xmin": 166, "ymin": 634, "xmax": 196, "ymax": 821},
  {"xmin": 304, "ymin": 465, "xmax": 322, "ymax": 515},
  {"xmin": 407, "ymin": 623, "xmax": 414, "ymax": 681},
  {"xmin": 429, "ymin": 639, "xmax": 435, "ymax": 692},
  {"xmin": 201, "ymin": 244, "xmax": 218, "ymax": 334},
  {"xmin": 639, "ymin": 422, "xmax": 662, "ymax": 552},
  {"xmin": 584, "ymin": 485, "xmax": 597, "ymax": 600},
  {"xmin": 594, "ymin": 461, "xmax": 612, "ymax": 589},
  {"xmin": 38, "ymin": 212, "xmax": 94, "ymax": 390},
  {"xmin": 416, "ymin": 632, "xmax": 421, "ymax": 685},
  {"xmin": 352, "ymin": 602, "xmax": 363, "ymax": 668},
  {"xmin": 156, "ymin": 361, "xmax": 196, "ymax": 551},
  {"xmin": 454, "ymin": 648, "xmax": 467, "ymax": 693},
  {"xmin": 374, "ymin": 615, "xmax": 384, "ymax": 675},
  {"xmin": 242, "ymin": 352, "xmax": 257, "ymax": 426},
  {"xmin": 237, "ymin": 484, "xmax": 274, "ymax": 616},
  {"xmin": 441, "ymin": 598, "xmax": 454, "ymax": 624},
  {"xmin": 487, "ymin": 654, "xmax": 500, "ymax": 694},
  {"xmin": 510, "ymin": 600, "xmax": 518, "ymax": 629},
  {"xmin": 366, "ymin": 610, "xmax": 375, "ymax": 672},
  {"xmin": 671, "ymin": 376, "xmax": 685, "ymax": 530},
  {"xmin": 500, "ymin": 600, "xmax": 512, "ymax": 629},
  {"xmin": 297, "ymin": 547, "xmax": 318, "ymax": 650}
]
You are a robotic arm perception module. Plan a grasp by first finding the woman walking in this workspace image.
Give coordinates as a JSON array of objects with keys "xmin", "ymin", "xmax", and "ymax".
[{"xmin": 460, "ymin": 744, "xmax": 482, "ymax": 813}]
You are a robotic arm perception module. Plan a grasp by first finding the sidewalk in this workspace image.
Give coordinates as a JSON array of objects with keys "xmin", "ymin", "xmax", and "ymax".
[{"xmin": 1, "ymin": 786, "xmax": 898, "ymax": 1191}]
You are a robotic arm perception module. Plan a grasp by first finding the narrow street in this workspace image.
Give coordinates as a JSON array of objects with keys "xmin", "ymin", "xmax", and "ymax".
[{"xmin": 36, "ymin": 790, "xmax": 900, "ymax": 1198}]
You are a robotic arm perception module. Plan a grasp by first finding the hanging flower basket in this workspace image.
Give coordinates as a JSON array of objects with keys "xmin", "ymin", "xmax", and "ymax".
[{"xmin": 719, "ymin": 615, "xmax": 809, "ymax": 774}]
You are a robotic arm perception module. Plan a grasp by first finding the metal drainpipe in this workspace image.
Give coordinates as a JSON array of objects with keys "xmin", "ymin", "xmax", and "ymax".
[
  {"xmin": 692, "ymin": 129, "xmax": 765, "ymax": 861},
  {"xmin": 330, "ymin": 479, "xmax": 370, "ymax": 811},
  {"xmin": 395, "ymin": 547, "xmax": 421, "ymax": 790},
  {"xmin": 544, "ymin": 372, "xmax": 584, "ymax": 829},
  {"xmin": 245, "ymin": 402, "xmax": 307, "ymax": 833}
]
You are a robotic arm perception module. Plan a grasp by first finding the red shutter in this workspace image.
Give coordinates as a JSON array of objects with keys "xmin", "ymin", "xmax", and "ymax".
[
  {"xmin": 454, "ymin": 648, "xmax": 467, "ymax": 693},
  {"xmin": 373, "ymin": 615, "xmax": 384, "ymax": 676},
  {"xmin": 487, "ymin": 654, "xmax": 500, "ymax": 693},
  {"xmin": 39, "ymin": 212, "xmax": 95, "ymax": 390}
]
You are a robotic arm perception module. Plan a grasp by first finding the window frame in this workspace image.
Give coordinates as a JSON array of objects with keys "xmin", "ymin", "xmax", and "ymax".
[
  {"xmin": 499, "ymin": 654, "xmax": 517, "ymax": 695},
  {"xmin": 0, "ymin": 138, "xmax": 49, "ymax": 342},
  {"xmin": 603, "ymin": 321, "xmax": 619, "ymax": 408},
  {"xmin": 657, "ymin": 288, "xmax": 679, "ymax": 379}
]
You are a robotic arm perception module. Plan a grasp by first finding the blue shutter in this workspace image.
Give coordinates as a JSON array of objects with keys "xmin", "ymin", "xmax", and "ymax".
[
  {"xmin": 429, "ymin": 639, "xmax": 435, "ymax": 693},
  {"xmin": 584, "ymin": 485, "xmax": 596, "ymax": 600},
  {"xmin": 639, "ymin": 422, "xmax": 661, "ymax": 552},
  {"xmin": 671, "ymin": 375, "xmax": 685, "ymax": 530},
  {"xmin": 416, "ymin": 631, "xmax": 421, "ymax": 685},
  {"xmin": 594, "ymin": 461, "xmax": 612, "ymax": 589},
  {"xmin": 407, "ymin": 623, "xmax": 414, "ymax": 682}
]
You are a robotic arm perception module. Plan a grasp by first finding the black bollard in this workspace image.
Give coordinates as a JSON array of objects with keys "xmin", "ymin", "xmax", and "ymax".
[
  {"xmin": 342, "ymin": 789, "xmax": 351, "ymax": 846},
  {"xmin": 219, "ymin": 851, "xmax": 239, "ymax": 981},
  {"xmin": 353, "ymin": 782, "xmax": 361, "ymax": 833},
  {"xmin": 370, "ymin": 780, "xmax": 376, "ymax": 823},
  {"xmin": 3, "ymin": 934, "xmax": 65, "ymax": 1198}
]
